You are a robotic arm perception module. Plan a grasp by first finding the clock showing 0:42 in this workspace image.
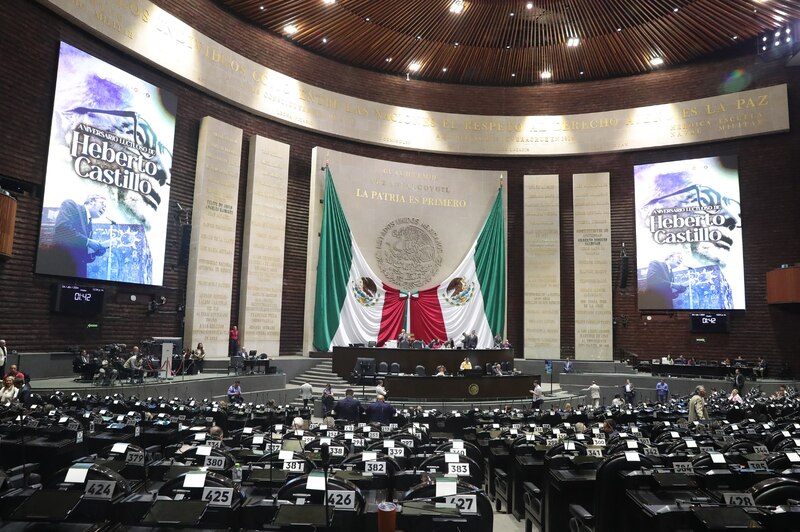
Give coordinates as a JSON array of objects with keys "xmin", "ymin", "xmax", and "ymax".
[{"xmin": 52, "ymin": 284, "xmax": 105, "ymax": 316}]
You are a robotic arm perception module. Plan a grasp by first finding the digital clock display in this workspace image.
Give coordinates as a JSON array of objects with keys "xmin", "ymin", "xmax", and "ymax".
[{"xmin": 53, "ymin": 284, "xmax": 104, "ymax": 316}]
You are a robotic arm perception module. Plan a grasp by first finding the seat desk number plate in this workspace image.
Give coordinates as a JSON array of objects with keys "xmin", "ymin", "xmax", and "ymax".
[
  {"xmin": 202, "ymin": 487, "xmax": 233, "ymax": 507},
  {"xmin": 444, "ymin": 494, "xmax": 477, "ymax": 515},
  {"xmin": 365, "ymin": 461, "xmax": 386, "ymax": 474},
  {"xmin": 204, "ymin": 455, "xmax": 226, "ymax": 470},
  {"xmin": 722, "ymin": 492, "xmax": 755, "ymax": 507},
  {"xmin": 327, "ymin": 490, "xmax": 356, "ymax": 510},
  {"xmin": 448, "ymin": 463, "xmax": 470, "ymax": 476},
  {"xmin": 283, "ymin": 460, "xmax": 304, "ymax": 472},
  {"xmin": 84, "ymin": 480, "xmax": 115, "ymax": 500}
]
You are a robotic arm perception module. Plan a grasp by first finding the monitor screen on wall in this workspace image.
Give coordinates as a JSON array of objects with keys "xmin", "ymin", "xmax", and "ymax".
[
  {"xmin": 634, "ymin": 156, "xmax": 745, "ymax": 311},
  {"xmin": 35, "ymin": 42, "xmax": 177, "ymax": 286}
]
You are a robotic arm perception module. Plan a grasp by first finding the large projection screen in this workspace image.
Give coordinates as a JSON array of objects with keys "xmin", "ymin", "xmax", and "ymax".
[
  {"xmin": 634, "ymin": 156, "xmax": 745, "ymax": 311},
  {"xmin": 35, "ymin": 42, "xmax": 177, "ymax": 286}
]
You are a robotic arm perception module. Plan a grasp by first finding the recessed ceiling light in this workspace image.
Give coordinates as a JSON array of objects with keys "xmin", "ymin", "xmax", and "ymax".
[
  {"xmin": 449, "ymin": 1, "xmax": 464, "ymax": 14},
  {"xmin": 673, "ymin": 7, "xmax": 678, "ymax": 12},
  {"xmin": 323, "ymin": 0, "xmax": 336, "ymax": 4},
  {"xmin": 617, "ymin": 27, "xmax": 622, "ymax": 32},
  {"xmin": 365, "ymin": 17, "xmax": 370, "ymax": 22},
  {"xmin": 454, "ymin": 42, "xmax": 459, "ymax": 47},
  {"xmin": 512, "ymin": 73, "xmax": 516, "ymax": 77},
  {"xmin": 386, "ymin": 57, "xmax": 392, "ymax": 62},
  {"xmin": 322, "ymin": 37, "xmax": 328, "ymax": 43},
  {"xmin": 506, "ymin": 45, "xmax": 511, "ymax": 49},
  {"xmin": 541, "ymin": 70, "xmax": 552, "ymax": 79},
  {"xmin": 579, "ymin": 71, "xmax": 584, "ymax": 75},
  {"xmin": 417, "ymin": 35, "xmax": 422, "ymax": 40},
  {"xmin": 260, "ymin": 5, "xmax": 264, "ymax": 10},
  {"xmin": 650, "ymin": 57, "xmax": 664, "ymax": 66},
  {"xmin": 526, "ymin": 2, "xmax": 533, "ymax": 9},
  {"xmin": 567, "ymin": 37, "xmax": 580, "ymax": 47},
  {"xmin": 732, "ymin": 35, "xmax": 738, "ymax": 40},
  {"xmin": 510, "ymin": 12, "xmax": 515, "ymax": 16},
  {"xmin": 284, "ymin": 24, "xmax": 298, "ymax": 35},
  {"xmin": 409, "ymin": 62, "xmax": 421, "ymax": 72},
  {"xmin": 442, "ymin": 67, "xmax": 448, "ymax": 72}
]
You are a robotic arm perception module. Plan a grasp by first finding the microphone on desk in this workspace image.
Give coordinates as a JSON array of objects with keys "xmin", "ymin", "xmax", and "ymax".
[{"xmin": 321, "ymin": 443, "xmax": 331, "ymax": 521}]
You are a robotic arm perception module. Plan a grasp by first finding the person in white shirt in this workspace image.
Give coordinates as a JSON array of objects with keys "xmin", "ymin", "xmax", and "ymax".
[
  {"xmin": 0, "ymin": 376, "xmax": 18, "ymax": 404},
  {"xmin": 123, "ymin": 347, "xmax": 144, "ymax": 383},
  {"xmin": 611, "ymin": 394, "xmax": 626, "ymax": 408},
  {"xmin": 530, "ymin": 381, "xmax": 543, "ymax": 409},
  {"xmin": 376, "ymin": 379, "xmax": 388, "ymax": 397},
  {"xmin": 728, "ymin": 388, "xmax": 744, "ymax": 404},
  {"xmin": 0, "ymin": 339, "xmax": 7, "ymax": 376},
  {"xmin": 300, "ymin": 382, "xmax": 313, "ymax": 407},
  {"xmin": 583, "ymin": 381, "xmax": 601, "ymax": 408},
  {"xmin": 623, "ymin": 379, "xmax": 635, "ymax": 404}
]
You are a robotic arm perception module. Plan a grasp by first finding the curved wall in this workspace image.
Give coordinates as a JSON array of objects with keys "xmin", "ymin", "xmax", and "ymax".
[{"xmin": 0, "ymin": 0, "xmax": 798, "ymax": 374}]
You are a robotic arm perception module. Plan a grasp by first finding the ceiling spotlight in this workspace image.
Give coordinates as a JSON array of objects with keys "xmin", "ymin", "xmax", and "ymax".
[
  {"xmin": 732, "ymin": 35, "xmax": 738, "ymax": 40},
  {"xmin": 506, "ymin": 45, "xmax": 511, "ymax": 49},
  {"xmin": 260, "ymin": 5, "xmax": 264, "ymax": 10},
  {"xmin": 454, "ymin": 42, "xmax": 459, "ymax": 46},
  {"xmin": 650, "ymin": 57, "xmax": 664, "ymax": 66},
  {"xmin": 787, "ymin": 28, "xmax": 792, "ymax": 34},
  {"xmin": 323, "ymin": 0, "xmax": 336, "ymax": 4},
  {"xmin": 775, "ymin": 31, "xmax": 781, "ymax": 37},
  {"xmin": 617, "ymin": 27, "xmax": 622, "ymax": 32},
  {"xmin": 417, "ymin": 35, "xmax": 422, "ymax": 40},
  {"xmin": 284, "ymin": 24, "xmax": 298, "ymax": 35},
  {"xmin": 409, "ymin": 62, "xmax": 421, "ymax": 72},
  {"xmin": 673, "ymin": 7, "xmax": 678, "ymax": 12},
  {"xmin": 512, "ymin": 72, "xmax": 516, "ymax": 77},
  {"xmin": 541, "ymin": 70, "xmax": 552, "ymax": 79},
  {"xmin": 386, "ymin": 57, "xmax": 392, "ymax": 62},
  {"xmin": 449, "ymin": 0, "xmax": 464, "ymax": 14},
  {"xmin": 762, "ymin": 45, "xmax": 767, "ymax": 51},
  {"xmin": 365, "ymin": 17, "xmax": 370, "ymax": 22},
  {"xmin": 322, "ymin": 37, "xmax": 328, "ymax": 43},
  {"xmin": 510, "ymin": 12, "xmax": 515, "ymax": 16},
  {"xmin": 442, "ymin": 67, "xmax": 448, "ymax": 72},
  {"xmin": 579, "ymin": 71, "xmax": 585, "ymax": 75},
  {"xmin": 567, "ymin": 37, "xmax": 580, "ymax": 47},
  {"xmin": 526, "ymin": 2, "xmax": 533, "ymax": 9}
]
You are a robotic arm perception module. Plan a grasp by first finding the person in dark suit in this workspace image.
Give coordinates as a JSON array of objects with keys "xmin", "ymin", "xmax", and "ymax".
[
  {"xmin": 467, "ymin": 330, "xmax": 478, "ymax": 349},
  {"xmin": 733, "ymin": 368, "xmax": 746, "ymax": 394},
  {"xmin": 365, "ymin": 394, "xmax": 396, "ymax": 424},
  {"xmin": 51, "ymin": 194, "xmax": 109, "ymax": 277},
  {"xmin": 643, "ymin": 252, "xmax": 687, "ymax": 309},
  {"xmin": 333, "ymin": 388, "xmax": 362, "ymax": 422}
]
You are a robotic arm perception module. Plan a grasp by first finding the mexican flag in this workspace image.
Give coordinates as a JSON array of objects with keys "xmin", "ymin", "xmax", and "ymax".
[
  {"xmin": 313, "ymin": 167, "xmax": 505, "ymax": 351},
  {"xmin": 313, "ymin": 168, "xmax": 404, "ymax": 351},
  {"xmin": 409, "ymin": 189, "xmax": 505, "ymax": 348}
]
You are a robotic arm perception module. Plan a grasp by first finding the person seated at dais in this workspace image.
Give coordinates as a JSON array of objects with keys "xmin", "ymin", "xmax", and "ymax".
[{"xmin": 459, "ymin": 357, "xmax": 472, "ymax": 371}]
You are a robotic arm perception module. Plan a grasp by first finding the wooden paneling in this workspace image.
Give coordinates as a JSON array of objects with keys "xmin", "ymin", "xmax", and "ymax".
[
  {"xmin": 0, "ymin": 194, "xmax": 16, "ymax": 258},
  {"xmin": 767, "ymin": 267, "xmax": 800, "ymax": 304}
]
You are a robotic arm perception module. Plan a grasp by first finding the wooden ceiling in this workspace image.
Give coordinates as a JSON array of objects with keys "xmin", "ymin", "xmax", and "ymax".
[{"xmin": 217, "ymin": 0, "xmax": 800, "ymax": 85}]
